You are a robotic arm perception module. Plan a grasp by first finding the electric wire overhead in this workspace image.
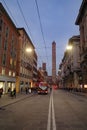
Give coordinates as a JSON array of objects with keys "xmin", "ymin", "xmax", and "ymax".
[
  {"xmin": 2, "ymin": 0, "xmax": 49, "ymax": 69},
  {"xmin": 17, "ymin": 0, "xmax": 33, "ymax": 41},
  {"xmin": 35, "ymin": 0, "xmax": 50, "ymax": 70},
  {"xmin": 16, "ymin": 0, "xmax": 43, "ymax": 67}
]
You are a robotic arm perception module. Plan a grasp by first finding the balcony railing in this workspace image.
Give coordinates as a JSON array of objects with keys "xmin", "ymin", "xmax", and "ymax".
[{"xmin": 81, "ymin": 47, "xmax": 87, "ymax": 62}]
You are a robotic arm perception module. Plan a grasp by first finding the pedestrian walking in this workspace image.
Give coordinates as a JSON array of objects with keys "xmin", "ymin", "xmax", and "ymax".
[
  {"xmin": 29, "ymin": 88, "xmax": 31, "ymax": 93},
  {"xmin": 50, "ymin": 85, "xmax": 52, "ymax": 93},
  {"xmin": 13, "ymin": 88, "xmax": 16, "ymax": 98},
  {"xmin": 21, "ymin": 87, "xmax": 23, "ymax": 93},
  {"xmin": 25, "ymin": 87, "xmax": 28, "ymax": 94},
  {"xmin": 0, "ymin": 88, "xmax": 3, "ymax": 98}
]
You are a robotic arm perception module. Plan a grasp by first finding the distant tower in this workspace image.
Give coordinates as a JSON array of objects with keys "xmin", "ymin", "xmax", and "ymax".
[
  {"xmin": 42, "ymin": 63, "xmax": 46, "ymax": 71},
  {"xmin": 52, "ymin": 41, "xmax": 56, "ymax": 83}
]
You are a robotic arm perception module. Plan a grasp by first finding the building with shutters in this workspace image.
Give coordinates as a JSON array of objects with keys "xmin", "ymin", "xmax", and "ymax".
[{"xmin": 0, "ymin": 3, "xmax": 19, "ymax": 94}]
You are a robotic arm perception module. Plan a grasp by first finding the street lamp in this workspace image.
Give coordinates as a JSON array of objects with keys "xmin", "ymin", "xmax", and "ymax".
[
  {"xmin": 66, "ymin": 45, "xmax": 72, "ymax": 50},
  {"xmin": 26, "ymin": 48, "xmax": 33, "ymax": 53}
]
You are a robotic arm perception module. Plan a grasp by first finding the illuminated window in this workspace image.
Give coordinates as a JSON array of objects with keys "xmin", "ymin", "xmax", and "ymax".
[
  {"xmin": 0, "ymin": 82, "xmax": 4, "ymax": 89},
  {"xmin": 10, "ymin": 58, "xmax": 12, "ymax": 65},
  {"xmin": 9, "ymin": 71, "xmax": 11, "ymax": 76},
  {"xmin": 2, "ymin": 68, "xmax": 5, "ymax": 75},
  {"xmin": 13, "ymin": 72, "xmax": 15, "ymax": 77},
  {"xmin": 20, "ymin": 66, "xmax": 22, "ymax": 73},
  {"xmin": 8, "ymin": 82, "xmax": 11, "ymax": 88},
  {"xmin": 14, "ymin": 60, "xmax": 16, "ymax": 66},
  {"xmin": 84, "ymin": 85, "xmax": 87, "ymax": 88}
]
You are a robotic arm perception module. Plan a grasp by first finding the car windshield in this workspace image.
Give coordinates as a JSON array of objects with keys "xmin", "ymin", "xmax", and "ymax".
[{"xmin": 39, "ymin": 86, "xmax": 47, "ymax": 90}]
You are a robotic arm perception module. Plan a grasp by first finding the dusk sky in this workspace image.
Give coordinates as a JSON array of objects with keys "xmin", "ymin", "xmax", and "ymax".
[{"xmin": 0, "ymin": 0, "xmax": 82, "ymax": 75}]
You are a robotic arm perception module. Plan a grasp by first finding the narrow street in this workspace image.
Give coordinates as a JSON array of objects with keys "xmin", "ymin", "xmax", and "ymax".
[{"xmin": 0, "ymin": 90, "xmax": 87, "ymax": 130}]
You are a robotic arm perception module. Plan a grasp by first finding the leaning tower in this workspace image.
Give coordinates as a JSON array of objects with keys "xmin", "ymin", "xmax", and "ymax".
[{"xmin": 52, "ymin": 41, "xmax": 56, "ymax": 84}]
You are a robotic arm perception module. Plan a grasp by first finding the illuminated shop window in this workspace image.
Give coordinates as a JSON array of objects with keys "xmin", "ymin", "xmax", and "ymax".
[
  {"xmin": 12, "ymin": 83, "xmax": 15, "ymax": 91},
  {"xmin": 84, "ymin": 85, "xmax": 87, "ymax": 88},
  {"xmin": 0, "ymin": 82, "xmax": 4, "ymax": 89},
  {"xmin": 8, "ymin": 82, "xmax": 11, "ymax": 88}
]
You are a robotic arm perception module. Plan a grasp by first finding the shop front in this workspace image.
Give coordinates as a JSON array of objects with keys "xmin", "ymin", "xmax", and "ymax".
[{"xmin": 0, "ymin": 76, "xmax": 16, "ymax": 94}]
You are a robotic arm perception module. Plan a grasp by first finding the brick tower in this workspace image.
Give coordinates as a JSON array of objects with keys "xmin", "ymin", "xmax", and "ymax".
[{"xmin": 52, "ymin": 41, "xmax": 56, "ymax": 84}]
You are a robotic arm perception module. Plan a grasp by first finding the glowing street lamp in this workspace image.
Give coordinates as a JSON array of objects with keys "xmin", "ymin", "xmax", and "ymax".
[
  {"xmin": 26, "ymin": 48, "xmax": 33, "ymax": 53},
  {"xmin": 66, "ymin": 45, "xmax": 72, "ymax": 50}
]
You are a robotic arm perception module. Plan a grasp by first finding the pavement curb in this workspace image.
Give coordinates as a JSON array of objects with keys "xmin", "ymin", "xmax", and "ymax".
[
  {"xmin": 0, "ymin": 93, "xmax": 34, "ymax": 109},
  {"xmin": 70, "ymin": 91, "xmax": 87, "ymax": 97}
]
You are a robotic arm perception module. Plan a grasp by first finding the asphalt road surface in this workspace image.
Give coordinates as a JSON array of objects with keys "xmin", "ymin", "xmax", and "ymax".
[{"xmin": 0, "ymin": 90, "xmax": 87, "ymax": 130}]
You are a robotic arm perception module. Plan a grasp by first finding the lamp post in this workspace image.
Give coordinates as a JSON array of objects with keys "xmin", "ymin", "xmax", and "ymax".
[
  {"xmin": 65, "ymin": 44, "xmax": 73, "ymax": 90},
  {"xmin": 16, "ymin": 47, "xmax": 34, "ymax": 93}
]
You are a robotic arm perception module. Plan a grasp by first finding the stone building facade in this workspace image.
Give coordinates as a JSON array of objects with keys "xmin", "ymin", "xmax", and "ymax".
[
  {"xmin": 16, "ymin": 28, "xmax": 37, "ymax": 92},
  {"xmin": 58, "ymin": 36, "xmax": 81, "ymax": 91},
  {"xmin": 0, "ymin": 3, "xmax": 38, "ymax": 94},
  {"xmin": 75, "ymin": 0, "xmax": 87, "ymax": 89},
  {"xmin": 0, "ymin": 3, "xmax": 19, "ymax": 94}
]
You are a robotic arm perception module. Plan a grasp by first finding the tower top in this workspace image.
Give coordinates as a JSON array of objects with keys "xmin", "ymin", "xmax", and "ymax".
[{"xmin": 52, "ymin": 41, "xmax": 56, "ymax": 45}]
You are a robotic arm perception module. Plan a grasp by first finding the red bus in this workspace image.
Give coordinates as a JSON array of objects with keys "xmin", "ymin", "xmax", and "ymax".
[{"xmin": 37, "ymin": 82, "xmax": 48, "ymax": 94}]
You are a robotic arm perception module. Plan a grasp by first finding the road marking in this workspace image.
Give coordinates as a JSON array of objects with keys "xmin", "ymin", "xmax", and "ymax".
[
  {"xmin": 47, "ymin": 90, "xmax": 56, "ymax": 130},
  {"xmin": 51, "ymin": 91, "xmax": 56, "ymax": 130},
  {"xmin": 47, "ymin": 92, "xmax": 52, "ymax": 130}
]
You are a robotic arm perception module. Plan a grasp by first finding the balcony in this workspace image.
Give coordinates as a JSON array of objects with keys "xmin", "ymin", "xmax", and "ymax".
[
  {"xmin": 81, "ymin": 47, "xmax": 87, "ymax": 63},
  {"xmin": 72, "ymin": 66, "xmax": 81, "ymax": 73}
]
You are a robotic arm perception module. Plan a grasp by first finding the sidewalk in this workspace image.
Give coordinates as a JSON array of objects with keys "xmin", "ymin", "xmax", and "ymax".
[
  {"xmin": 0, "ymin": 92, "xmax": 33, "ymax": 108},
  {"xmin": 60, "ymin": 89, "xmax": 87, "ymax": 97},
  {"xmin": 71, "ymin": 91, "xmax": 87, "ymax": 97},
  {"xmin": 66, "ymin": 89, "xmax": 87, "ymax": 97}
]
